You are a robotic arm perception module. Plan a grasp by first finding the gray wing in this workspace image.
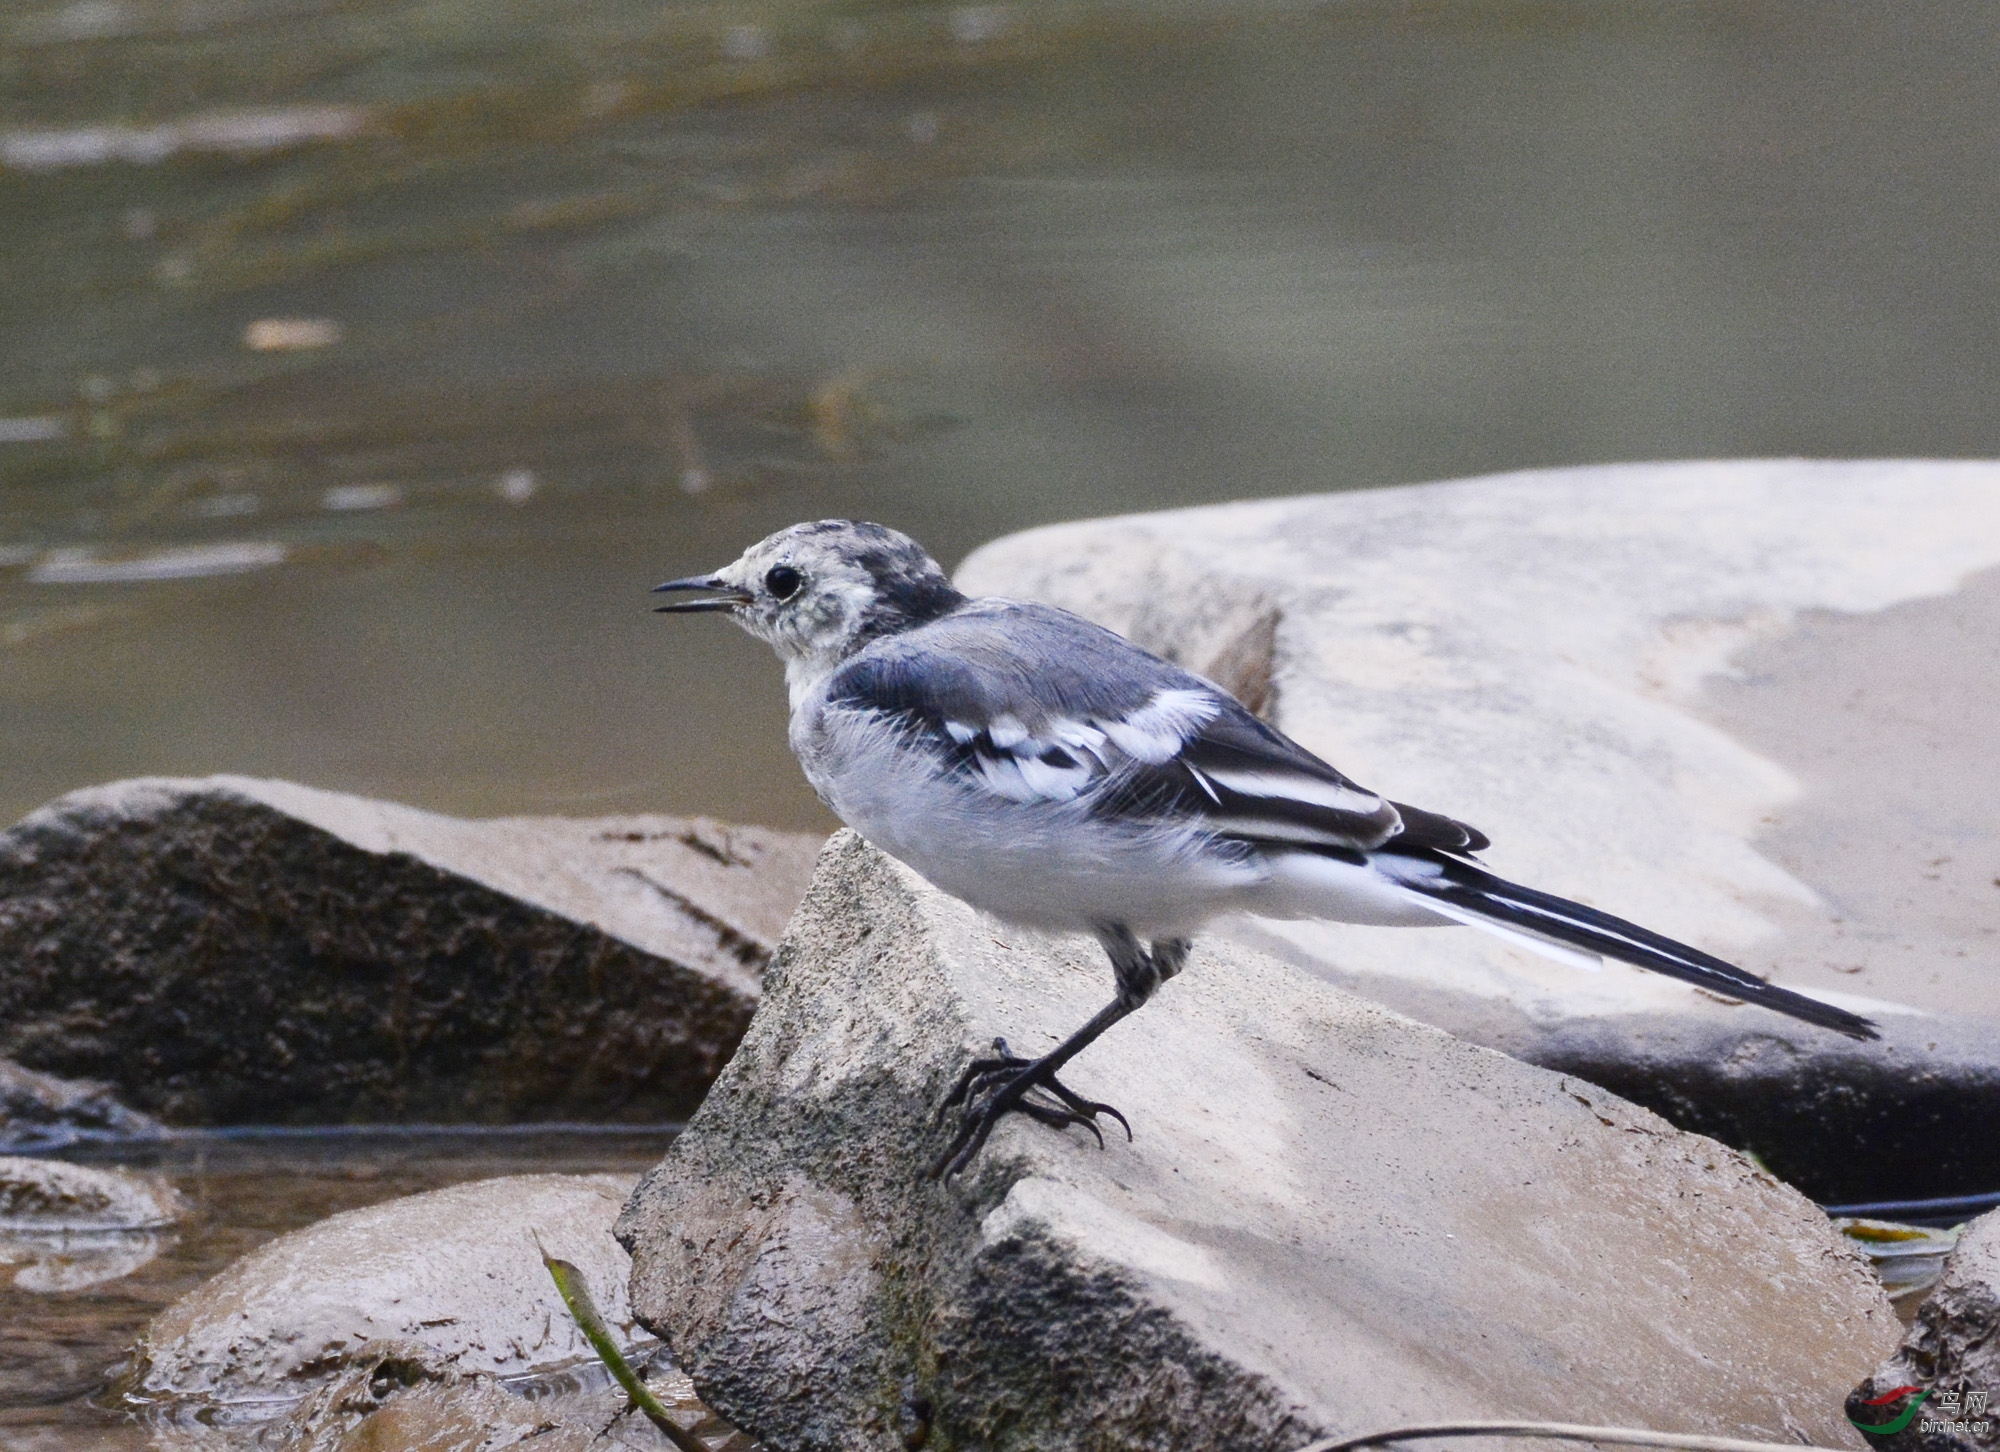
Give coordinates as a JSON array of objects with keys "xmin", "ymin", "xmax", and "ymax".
[{"xmin": 826, "ymin": 600, "xmax": 1485, "ymax": 856}]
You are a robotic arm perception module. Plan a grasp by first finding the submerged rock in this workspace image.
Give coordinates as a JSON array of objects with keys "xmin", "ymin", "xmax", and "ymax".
[
  {"xmin": 0, "ymin": 1154, "xmax": 182, "ymax": 1292},
  {"xmin": 228, "ymin": 1356, "xmax": 751, "ymax": 1452},
  {"xmin": 203, "ymin": 1354, "xmax": 745, "ymax": 1452},
  {"xmin": 0, "ymin": 1056, "xmax": 162, "ymax": 1152},
  {"xmin": 257, "ymin": 1372, "xmax": 596, "ymax": 1452},
  {"xmin": 130, "ymin": 1171, "xmax": 743, "ymax": 1450},
  {"xmin": 1851, "ymin": 1209, "xmax": 2000, "ymax": 1452},
  {"xmin": 0, "ymin": 777, "xmax": 825, "ymax": 1124},
  {"xmin": 0, "ymin": 1155, "xmax": 181, "ymax": 1229},
  {"xmin": 132, "ymin": 1173, "xmax": 639, "ymax": 1408},
  {"xmin": 618, "ymin": 831, "xmax": 1896, "ymax": 1452},
  {"xmin": 958, "ymin": 459, "xmax": 2000, "ymax": 1205}
]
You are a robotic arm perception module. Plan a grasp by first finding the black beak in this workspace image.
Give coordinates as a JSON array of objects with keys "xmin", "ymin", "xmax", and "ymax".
[{"xmin": 651, "ymin": 574, "xmax": 753, "ymax": 613}]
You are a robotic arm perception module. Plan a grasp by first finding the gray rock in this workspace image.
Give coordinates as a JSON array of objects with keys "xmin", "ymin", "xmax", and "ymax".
[
  {"xmin": 618, "ymin": 831, "xmax": 1898, "ymax": 1452},
  {"xmin": 223, "ymin": 1356, "xmax": 752, "ymax": 1452},
  {"xmin": 0, "ymin": 776, "xmax": 826, "ymax": 1124},
  {"xmin": 0, "ymin": 1154, "xmax": 181, "ymax": 1229},
  {"xmin": 131, "ymin": 1172, "xmax": 640, "ymax": 1409},
  {"xmin": 129, "ymin": 1171, "xmax": 749, "ymax": 1450},
  {"xmin": 0, "ymin": 1154, "xmax": 182, "ymax": 1292},
  {"xmin": 0, "ymin": 1055, "xmax": 162, "ymax": 1152},
  {"xmin": 201, "ymin": 1354, "xmax": 747, "ymax": 1452},
  {"xmin": 1851, "ymin": 1209, "xmax": 2000, "ymax": 1452},
  {"xmin": 252, "ymin": 1372, "xmax": 598, "ymax": 1452},
  {"xmin": 956, "ymin": 459, "xmax": 2000, "ymax": 1206}
]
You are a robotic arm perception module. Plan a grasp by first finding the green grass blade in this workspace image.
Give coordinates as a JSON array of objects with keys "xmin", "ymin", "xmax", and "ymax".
[{"xmin": 537, "ymin": 1239, "xmax": 707, "ymax": 1452}]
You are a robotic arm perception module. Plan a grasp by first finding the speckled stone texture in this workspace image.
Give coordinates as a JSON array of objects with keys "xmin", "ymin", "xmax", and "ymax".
[
  {"xmin": 956, "ymin": 460, "xmax": 2000, "ymax": 1205},
  {"xmin": 126, "ymin": 1164, "xmax": 753, "ymax": 1451},
  {"xmin": 1853, "ymin": 1210, "xmax": 2000, "ymax": 1452},
  {"xmin": 133, "ymin": 1173, "xmax": 637, "ymax": 1405},
  {"xmin": 0, "ymin": 776, "xmax": 824, "ymax": 1124},
  {"xmin": 618, "ymin": 831, "xmax": 1896, "ymax": 1452}
]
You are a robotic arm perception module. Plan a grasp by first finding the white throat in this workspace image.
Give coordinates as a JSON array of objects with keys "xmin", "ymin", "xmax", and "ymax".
[{"xmin": 783, "ymin": 648, "xmax": 847, "ymax": 714}]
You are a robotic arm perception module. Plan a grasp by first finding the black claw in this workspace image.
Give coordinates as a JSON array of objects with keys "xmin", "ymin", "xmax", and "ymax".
[
  {"xmin": 927, "ymin": 1049, "xmax": 1132, "ymax": 1180},
  {"xmin": 929, "ymin": 1102, "xmax": 1001, "ymax": 1180},
  {"xmin": 1029, "ymin": 1076, "xmax": 1132, "ymax": 1142},
  {"xmin": 936, "ymin": 1064, "xmax": 1024, "ymax": 1120},
  {"xmin": 936, "ymin": 1046, "xmax": 1033, "ymax": 1122},
  {"xmin": 1038, "ymin": 1107, "xmax": 1106, "ymax": 1150},
  {"xmin": 1015, "ymin": 1098, "xmax": 1104, "ymax": 1149}
]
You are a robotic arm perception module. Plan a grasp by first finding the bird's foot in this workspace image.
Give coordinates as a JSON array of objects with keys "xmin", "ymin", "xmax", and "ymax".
[{"xmin": 927, "ymin": 1038, "xmax": 1131, "ymax": 1180}]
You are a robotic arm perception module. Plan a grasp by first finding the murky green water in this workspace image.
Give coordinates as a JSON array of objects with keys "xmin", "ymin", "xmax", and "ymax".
[{"xmin": 6, "ymin": 0, "xmax": 2000, "ymax": 833}]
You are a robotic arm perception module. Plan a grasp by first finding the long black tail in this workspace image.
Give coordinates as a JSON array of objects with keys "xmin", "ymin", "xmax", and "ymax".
[{"xmin": 1386, "ymin": 852, "xmax": 1879, "ymax": 1040}]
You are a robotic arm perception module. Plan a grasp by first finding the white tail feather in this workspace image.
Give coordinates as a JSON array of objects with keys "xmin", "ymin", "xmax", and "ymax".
[{"xmin": 1393, "ymin": 887, "xmax": 1605, "ymax": 973}]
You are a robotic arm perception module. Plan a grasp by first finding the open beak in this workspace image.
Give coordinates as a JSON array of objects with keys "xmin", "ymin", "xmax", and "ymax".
[{"xmin": 651, "ymin": 574, "xmax": 753, "ymax": 613}]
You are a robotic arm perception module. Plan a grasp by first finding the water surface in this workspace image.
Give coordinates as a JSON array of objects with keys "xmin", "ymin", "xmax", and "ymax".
[{"xmin": 5, "ymin": 0, "xmax": 2000, "ymax": 831}]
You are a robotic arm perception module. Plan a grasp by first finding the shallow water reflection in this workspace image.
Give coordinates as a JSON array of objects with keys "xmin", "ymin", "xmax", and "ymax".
[{"xmin": 1, "ymin": 1229, "xmax": 175, "ymax": 1295}]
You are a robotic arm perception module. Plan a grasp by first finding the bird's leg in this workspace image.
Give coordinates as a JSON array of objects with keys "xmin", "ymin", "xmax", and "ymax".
[{"xmin": 928, "ymin": 928, "xmax": 1191, "ymax": 1180}]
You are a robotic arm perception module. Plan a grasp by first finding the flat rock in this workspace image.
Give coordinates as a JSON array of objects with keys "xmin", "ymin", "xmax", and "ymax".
[
  {"xmin": 0, "ymin": 776, "xmax": 825, "ymax": 1124},
  {"xmin": 131, "ymin": 1172, "xmax": 640, "ymax": 1410},
  {"xmin": 618, "ymin": 831, "xmax": 1897, "ymax": 1452},
  {"xmin": 0, "ymin": 1056, "xmax": 162, "ymax": 1153},
  {"xmin": 1852, "ymin": 1209, "xmax": 2000, "ymax": 1452},
  {"xmin": 957, "ymin": 459, "xmax": 2000, "ymax": 1205}
]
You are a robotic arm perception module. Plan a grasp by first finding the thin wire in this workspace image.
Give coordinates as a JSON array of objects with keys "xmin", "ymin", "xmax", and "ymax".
[{"xmin": 1290, "ymin": 1420, "xmax": 1852, "ymax": 1452}]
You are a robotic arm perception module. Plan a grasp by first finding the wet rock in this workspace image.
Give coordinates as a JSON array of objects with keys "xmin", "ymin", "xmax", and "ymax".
[
  {"xmin": 0, "ymin": 1155, "xmax": 181, "ymax": 1228},
  {"xmin": 957, "ymin": 459, "xmax": 2000, "ymax": 1205},
  {"xmin": 0, "ymin": 1056, "xmax": 162, "ymax": 1152},
  {"xmin": 0, "ymin": 776, "xmax": 826, "ymax": 1124},
  {"xmin": 131, "ymin": 1173, "xmax": 640, "ymax": 1410},
  {"xmin": 1851, "ymin": 1209, "xmax": 2000, "ymax": 1452},
  {"xmin": 129, "ymin": 1169, "xmax": 742, "ymax": 1449},
  {"xmin": 0, "ymin": 1154, "xmax": 182, "ymax": 1292},
  {"xmin": 264, "ymin": 1371, "xmax": 598, "ymax": 1452},
  {"xmin": 232, "ymin": 1355, "xmax": 750, "ymax": 1452},
  {"xmin": 618, "ymin": 831, "xmax": 1897, "ymax": 1452}
]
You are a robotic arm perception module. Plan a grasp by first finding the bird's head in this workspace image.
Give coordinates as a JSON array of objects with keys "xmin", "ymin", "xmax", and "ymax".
[{"xmin": 654, "ymin": 519, "xmax": 964, "ymax": 672}]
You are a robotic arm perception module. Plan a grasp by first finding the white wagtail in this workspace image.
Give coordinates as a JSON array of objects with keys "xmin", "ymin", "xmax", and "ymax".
[{"xmin": 656, "ymin": 520, "xmax": 1877, "ymax": 1177}]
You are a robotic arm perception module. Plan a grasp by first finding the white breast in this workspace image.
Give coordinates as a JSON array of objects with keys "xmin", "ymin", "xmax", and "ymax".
[{"xmin": 789, "ymin": 695, "xmax": 1265, "ymax": 937}]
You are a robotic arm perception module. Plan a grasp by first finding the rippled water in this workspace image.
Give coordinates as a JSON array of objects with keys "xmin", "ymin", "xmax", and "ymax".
[
  {"xmin": 0, "ymin": 1128, "xmax": 685, "ymax": 1451},
  {"xmin": 6, "ymin": 0, "xmax": 2000, "ymax": 832}
]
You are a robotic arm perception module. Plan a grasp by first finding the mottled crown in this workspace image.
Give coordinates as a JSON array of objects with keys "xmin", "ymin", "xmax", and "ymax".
[
  {"xmin": 771, "ymin": 520, "xmax": 963, "ymax": 634},
  {"xmin": 686, "ymin": 519, "xmax": 968, "ymax": 671}
]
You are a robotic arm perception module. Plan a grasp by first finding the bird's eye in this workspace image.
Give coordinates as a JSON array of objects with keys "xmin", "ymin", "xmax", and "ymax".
[{"xmin": 764, "ymin": 565, "xmax": 803, "ymax": 600}]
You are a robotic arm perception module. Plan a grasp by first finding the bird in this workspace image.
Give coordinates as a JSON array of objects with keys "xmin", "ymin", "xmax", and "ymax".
[{"xmin": 654, "ymin": 519, "xmax": 1878, "ymax": 1178}]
